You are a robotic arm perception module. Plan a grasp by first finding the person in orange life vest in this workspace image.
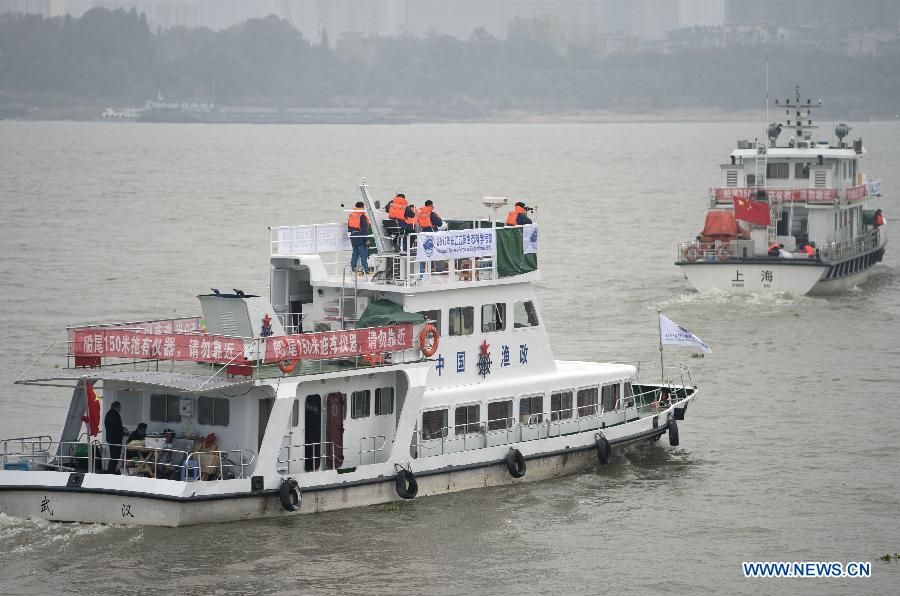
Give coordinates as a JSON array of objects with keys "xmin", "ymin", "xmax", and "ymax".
[
  {"xmin": 386, "ymin": 193, "xmax": 416, "ymax": 251},
  {"xmin": 347, "ymin": 201, "xmax": 369, "ymax": 274},
  {"xmin": 505, "ymin": 201, "xmax": 533, "ymax": 226},
  {"xmin": 874, "ymin": 209, "xmax": 885, "ymax": 228},
  {"xmin": 417, "ymin": 200, "xmax": 444, "ymax": 232},
  {"xmin": 767, "ymin": 243, "xmax": 781, "ymax": 257},
  {"xmin": 801, "ymin": 243, "xmax": 815, "ymax": 256}
]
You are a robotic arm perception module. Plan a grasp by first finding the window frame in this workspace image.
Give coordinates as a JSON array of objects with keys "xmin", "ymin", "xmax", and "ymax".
[
  {"xmin": 513, "ymin": 300, "xmax": 540, "ymax": 329},
  {"xmin": 519, "ymin": 394, "xmax": 544, "ymax": 425},
  {"xmin": 150, "ymin": 393, "xmax": 182, "ymax": 424},
  {"xmin": 351, "ymin": 390, "xmax": 371, "ymax": 420},
  {"xmin": 576, "ymin": 385, "xmax": 599, "ymax": 418},
  {"xmin": 766, "ymin": 162, "xmax": 789, "ymax": 179},
  {"xmin": 421, "ymin": 408, "xmax": 449, "ymax": 440},
  {"xmin": 449, "ymin": 306, "xmax": 475, "ymax": 336},
  {"xmin": 487, "ymin": 398, "xmax": 514, "ymax": 431},
  {"xmin": 374, "ymin": 387, "xmax": 394, "ymax": 416},
  {"xmin": 601, "ymin": 383, "xmax": 621, "ymax": 414},
  {"xmin": 550, "ymin": 389, "xmax": 574, "ymax": 421},
  {"xmin": 481, "ymin": 302, "xmax": 506, "ymax": 333},
  {"xmin": 454, "ymin": 403, "xmax": 481, "ymax": 436},
  {"xmin": 198, "ymin": 396, "xmax": 229, "ymax": 427},
  {"xmin": 417, "ymin": 309, "xmax": 442, "ymax": 337}
]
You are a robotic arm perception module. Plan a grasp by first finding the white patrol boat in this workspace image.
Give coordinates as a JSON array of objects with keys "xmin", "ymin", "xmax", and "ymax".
[
  {"xmin": 676, "ymin": 86, "xmax": 886, "ymax": 295},
  {"xmin": 0, "ymin": 185, "xmax": 698, "ymax": 526}
]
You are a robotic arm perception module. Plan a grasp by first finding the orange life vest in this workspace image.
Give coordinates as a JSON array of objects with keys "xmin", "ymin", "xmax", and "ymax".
[
  {"xmin": 874, "ymin": 213, "xmax": 884, "ymax": 226},
  {"xmin": 348, "ymin": 209, "xmax": 365, "ymax": 231},
  {"xmin": 405, "ymin": 210, "xmax": 416, "ymax": 226},
  {"xmin": 506, "ymin": 205, "xmax": 525, "ymax": 226},
  {"xmin": 388, "ymin": 196, "xmax": 408, "ymax": 220},
  {"xmin": 802, "ymin": 244, "xmax": 814, "ymax": 255},
  {"xmin": 417, "ymin": 205, "xmax": 434, "ymax": 228}
]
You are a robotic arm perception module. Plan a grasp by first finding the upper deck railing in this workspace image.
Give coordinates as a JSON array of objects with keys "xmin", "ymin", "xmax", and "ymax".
[
  {"xmin": 676, "ymin": 228, "xmax": 883, "ymax": 264},
  {"xmin": 271, "ymin": 220, "xmax": 539, "ymax": 288}
]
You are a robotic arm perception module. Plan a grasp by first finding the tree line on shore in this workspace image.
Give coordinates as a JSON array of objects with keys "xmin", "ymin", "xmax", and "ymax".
[{"xmin": 1, "ymin": 8, "xmax": 898, "ymax": 115}]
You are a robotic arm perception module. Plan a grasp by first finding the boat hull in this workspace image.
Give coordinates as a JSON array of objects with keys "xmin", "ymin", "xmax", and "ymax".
[
  {"xmin": 677, "ymin": 260, "xmax": 828, "ymax": 294},
  {"xmin": 0, "ymin": 403, "xmax": 687, "ymax": 526}
]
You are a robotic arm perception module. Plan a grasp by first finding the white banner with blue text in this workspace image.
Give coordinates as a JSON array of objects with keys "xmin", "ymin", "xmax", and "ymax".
[
  {"xmin": 416, "ymin": 229, "xmax": 495, "ymax": 262},
  {"xmin": 522, "ymin": 224, "xmax": 538, "ymax": 254}
]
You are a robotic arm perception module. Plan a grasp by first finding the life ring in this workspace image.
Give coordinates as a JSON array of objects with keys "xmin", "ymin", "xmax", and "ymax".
[
  {"xmin": 419, "ymin": 323, "xmax": 439, "ymax": 358},
  {"xmin": 505, "ymin": 448, "xmax": 526, "ymax": 478},
  {"xmin": 595, "ymin": 434, "xmax": 612, "ymax": 465},
  {"xmin": 685, "ymin": 246, "xmax": 699, "ymax": 262},
  {"xmin": 395, "ymin": 469, "xmax": 418, "ymax": 499},
  {"xmin": 277, "ymin": 359, "xmax": 299, "ymax": 374},
  {"xmin": 668, "ymin": 418, "xmax": 680, "ymax": 447},
  {"xmin": 279, "ymin": 477, "xmax": 302, "ymax": 512}
]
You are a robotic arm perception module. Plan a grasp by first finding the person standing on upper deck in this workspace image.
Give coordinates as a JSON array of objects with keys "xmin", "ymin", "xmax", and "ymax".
[
  {"xmin": 417, "ymin": 200, "xmax": 444, "ymax": 232},
  {"xmin": 386, "ymin": 193, "xmax": 416, "ymax": 252},
  {"xmin": 348, "ymin": 201, "xmax": 370, "ymax": 274},
  {"xmin": 506, "ymin": 201, "xmax": 533, "ymax": 226}
]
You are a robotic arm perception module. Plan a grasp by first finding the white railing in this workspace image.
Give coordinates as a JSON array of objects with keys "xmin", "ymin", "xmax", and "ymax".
[{"xmin": 819, "ymin": 229, "xmax": 883, "ymax": 262}]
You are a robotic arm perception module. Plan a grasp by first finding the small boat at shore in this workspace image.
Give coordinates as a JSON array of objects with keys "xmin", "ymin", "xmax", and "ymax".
[
  {"xmin": 1, "ymin": 184, "xmax": 698, "ymax": 526},
  {"xmin": 676, "ymin": 86, "xmax": 886, "ymax": 295}
]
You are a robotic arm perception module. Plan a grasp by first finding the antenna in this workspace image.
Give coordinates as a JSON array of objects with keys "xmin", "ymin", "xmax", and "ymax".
[{"xmin": 765, "ymin": 54, "xmax": 769, "ymax": 133}]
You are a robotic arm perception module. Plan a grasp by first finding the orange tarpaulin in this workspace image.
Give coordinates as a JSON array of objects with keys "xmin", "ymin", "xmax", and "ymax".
[{"xmin": 700, "ymin": 210, "xmax": 748, "ymax": 241}]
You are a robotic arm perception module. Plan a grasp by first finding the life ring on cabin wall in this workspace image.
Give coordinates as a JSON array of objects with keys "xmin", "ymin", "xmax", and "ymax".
[
  {"xmin": 277, "ymin": 359, "xmax": 300, "ymax": 374},
  {"xmin": 685, "ymin": 246, "xmax": 699, "ymax": 262},
  {"xmin": 506, "ymin": 448, "xmax": 526, "ymax": 478},
  {"xmin": 279, "ymin": 477, "xmax": 302, "ymax": 512},
  {"xmin": 419, "ymin": 323, "xmax": 439, "ymax": 358}
]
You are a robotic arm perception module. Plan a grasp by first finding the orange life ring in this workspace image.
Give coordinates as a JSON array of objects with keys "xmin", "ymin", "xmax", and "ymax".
[
  {"xmin": 277, "ymin": 359, "xmax": 300, "ymax": 374},
  {"xmin": 419, "ymin": 323, "xmax": 439, "ymax": 357},
  {"xmin": 686, "ymin": 246, "xmax": 698, "ymax": 262}
]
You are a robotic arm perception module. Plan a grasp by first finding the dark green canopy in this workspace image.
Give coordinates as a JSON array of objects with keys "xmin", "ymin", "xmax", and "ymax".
[{"xmin": 356, "ymin": 299, "xmax": 425, "ymax": 328}]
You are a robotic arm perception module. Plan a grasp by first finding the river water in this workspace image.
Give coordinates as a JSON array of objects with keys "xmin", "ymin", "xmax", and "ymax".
[{"xmin": 0, "ymin": 120, "xmax": 898, "ymax": 595}]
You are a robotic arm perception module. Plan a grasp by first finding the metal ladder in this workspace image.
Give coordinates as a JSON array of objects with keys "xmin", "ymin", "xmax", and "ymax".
[{"xmin": 340, "ymin": 266, "xmax": 359, "ymax": 330}]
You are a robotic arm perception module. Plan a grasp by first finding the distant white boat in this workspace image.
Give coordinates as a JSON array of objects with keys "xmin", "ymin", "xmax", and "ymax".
[{"xmin": 676, "ymin": 86, "xmax": 887, "ymax": 295}]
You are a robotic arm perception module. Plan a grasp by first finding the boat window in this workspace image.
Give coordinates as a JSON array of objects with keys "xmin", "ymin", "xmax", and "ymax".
[
  {"xmin": 417, "ymin": 309, "xmax": 441, "ymax": 336},
  {"xmin": 375, "ymin": 387, "xmax": 394, "ymax": 415},
  {"xmin": 601, "ymin": 384, "xmax": 621, "ymax": 413},
  {"xmin": 481, "ymin": 303, "xmax": 506, "ymax": 332},
  {"xmin": 551, "ymin": 390, "xmax": 573, "ymax": 421},
  {"xmin": 794, "ymin": 162, "xmax": 810, "ymax": 179},
  {"xmin": 577, "ymin": 387, "xmax": 598, "ymax": 417},
  {"xmin": 519, "ymin": 395, "xmax": 543, "ymax": 425},
  {"xmin": 351, "ymin": 390, "xmax": 371, "ymax": 419},
  {"xmin": 454, "ymin": 404, "xmax": 481, "ymax": 435},
  {"xmin": 487, "ymin": 400, "xmax": 513, "ymax": 431},
  {"xmin": 449, "ymin": 306, "xmax": 474, "ymax": 336},
  {"xmin": 766, "ymin": 162, "xmax": 789, "ymax": 179},
  {"xmin": 198, "ymin": 397, "xmax": 230, "ymax": 426},
  {"xmin": 623, "ymin": 382, "xmax": 635, "ymax": 408},
  {"xmin": 851, "ymin": 159, "xmax": 857, "ymax": 182},
  {"xmin": 292, "ymin": 399, "xmax": 300, "ymax": 427},
  {"xmin": 513, "ymin": 300, "xmax": 540, "ymax": 328},
  {"xmin": 150, "ymin": 394, "xmax": 181, "ymax": 423},
  {"xmin": 422, "ymin": 409, "xmax": 448, "ymax": 440}
]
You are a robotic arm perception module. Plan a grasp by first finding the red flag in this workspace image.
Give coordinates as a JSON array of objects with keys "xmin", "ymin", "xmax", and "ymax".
[
  {"xmin": 80, "ymin": 381, "xmax": 101, "ymax": 437},
  {"xmin": 734, "ymin": 197, "xmax": 771, "ymax": 225}
]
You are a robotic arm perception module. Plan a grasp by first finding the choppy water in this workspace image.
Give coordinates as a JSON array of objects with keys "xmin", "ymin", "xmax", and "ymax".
[{"xmin": 1, "ymin": 120, "xmax": 899, "ymax": 595}]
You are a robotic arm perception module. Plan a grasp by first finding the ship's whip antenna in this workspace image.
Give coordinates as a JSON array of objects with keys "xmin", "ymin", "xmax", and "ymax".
[{"xmin": 765, "ymin": 54, "xmax": 769, "ymax": 133}]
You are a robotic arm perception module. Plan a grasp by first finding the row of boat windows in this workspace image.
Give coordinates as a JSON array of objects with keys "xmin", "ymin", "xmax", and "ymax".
[
  {"xmin": 421, "ymin": 382, "xmax": 632, "ymax": 440},
  {"xmin": 149, "ymin": 394, "xmax": 229, "ymax": 427},
  {"xmin": 418, "ymin": 300, "xmax": 539, "ymax": 337},
  {"xmin": 742, "ymin": 160, "xmax": 857, "ymax": 181},
  {"xmin": 288, "ymin": 388, "xmax": 396, "ymax": 426}
]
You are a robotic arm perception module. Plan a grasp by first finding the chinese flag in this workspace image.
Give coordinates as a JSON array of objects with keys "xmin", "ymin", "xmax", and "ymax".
[
  {"xmin": 734, "ymin": 197, "xmax": 771, "ymax": 226},
  {"xmin": 80, "ymin": 381, "xmax": 101, "ymax": 437}
]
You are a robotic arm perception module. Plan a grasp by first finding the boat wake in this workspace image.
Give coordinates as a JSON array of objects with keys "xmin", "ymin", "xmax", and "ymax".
[
  {"xmin": 0, "ymin": 512, "xmax": 112, "ymax": 554},
  {"xmin": 659, "ymin": 288, "xmax": 826, "ymax": 310}
]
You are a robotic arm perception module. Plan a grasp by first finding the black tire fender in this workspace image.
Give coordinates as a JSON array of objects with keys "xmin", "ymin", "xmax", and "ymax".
[
  {"xmin": 506, "ymin": 448, "xmax": 526, "ymax": 478},
  {"xmin": 395, "ymin": 469, "xmax": 418, "ymax": 499},
  {"xmin": 279, "ymin": 477, "xmax": 302, "ymax": 512},
  {"xmin": 668, "ymin": 418, "xmax": 680, "ymax": 447},
  {"xmin": 595, "ymin": 434, "xmax": 612, "ymax": 465}
]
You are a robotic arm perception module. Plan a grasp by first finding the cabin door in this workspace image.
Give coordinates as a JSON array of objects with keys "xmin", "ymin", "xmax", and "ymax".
[
  {"xmin": 325, "ymin": 393, "xmax": 345, "ymax": 469},
  {"xmin": 304, "ymin": 394, "xmax": 322, "ymax": 472},
  {"xmin": 258, "ymin": 398, "xmax": 275, "ymax": 450}
]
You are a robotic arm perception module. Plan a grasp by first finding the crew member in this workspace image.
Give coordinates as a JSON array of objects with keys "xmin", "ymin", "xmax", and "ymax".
[
  {"xmin": 126, "ymin": 422, "xmax": 148, "ymax": 458},
  {"xmin": 874, "ymin": 209, "xmax": 885, "ymax": 228},
  {"xmin": 347, "ymin": 201, "xmax": 370, "ymax": 274},
  {"xmin": 505, "ymin": 201, "xmax": 533, "ymax": 226},
  {"xmin": 386, "ymin": 193, "xmax": 416, "ymax": 251},
  {"xmin": 104, "ymin": 401, "xmax": 127, "ymax": 474},
  {"xmin": 767, "ymin": 243, "xmax": 781, "ymax": 257},
  {"xmin": 801, "ymin": 243, "xmax": 815, "ymax": 256},
  {"xmin": 417, "ymin": 200, "xmax": 444, "ymax": 232}
]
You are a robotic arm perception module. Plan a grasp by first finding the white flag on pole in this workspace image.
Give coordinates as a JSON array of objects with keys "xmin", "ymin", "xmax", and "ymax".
[{"xmin": 659, "ymin": 314, "xmax": 711, "ymax": 353}]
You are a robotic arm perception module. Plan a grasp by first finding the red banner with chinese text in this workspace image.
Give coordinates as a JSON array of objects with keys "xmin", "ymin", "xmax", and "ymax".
[
  {"xmin": 714, "ymin": 187, "xmax": 840, "ymax": 204},
  {"xmin": 263, "ymin": 325, "xmax": 415, "ymax": 363},
  {"xmin": 73, "ymin": 329, "xmax": 247, "ymax": 363}
]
